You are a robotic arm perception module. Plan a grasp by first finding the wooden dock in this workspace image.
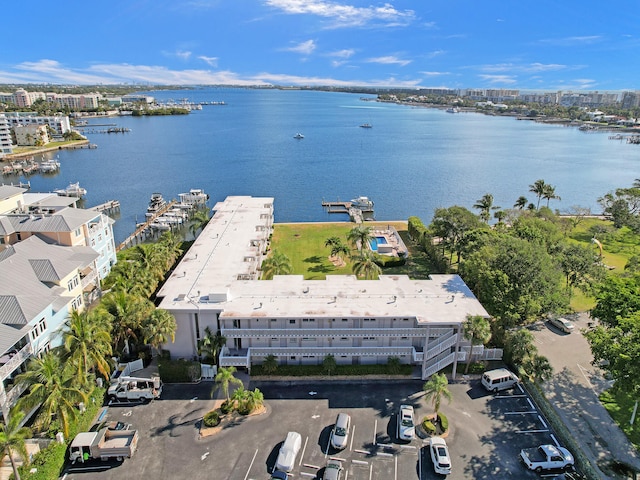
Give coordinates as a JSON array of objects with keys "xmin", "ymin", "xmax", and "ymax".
[
  {"xmin": 91, "ymin": 200, "xmax": 120, "ymax": 214},
  {"xmin": 321, "ymin": 199, "xmax": 373, "ymax": 224},
  {"xmin": 116, "ymin": 200, "xmax": 176, "ymax": 252}
]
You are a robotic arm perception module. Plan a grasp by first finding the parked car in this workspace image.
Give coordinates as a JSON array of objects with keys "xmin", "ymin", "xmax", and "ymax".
[
  {"xmin": 275, "ymin": 431, "xmax": 302, "ymax": 473},
  {"xmin": 549, "ymin": 317, "xmax": 575, "ymax": 333},
  {"xmin": 429, "ymin": 436, "xmax": 452, "ymax": 475},
  {"xmin": 330, "ymin": 413, "xmax": 351, "ymax": 450},
  {"xmin": 270, "ymin": 471, "xmax": 288, "ymax": 480},
  {"xmin": 322, "ymin": 459, "xmax": 343, "ymax": 480},
  {"xmin": 520, "ymin": 444, "xmax": 574, "ymax": 472},
  {"xmin": 397, "ymin": 405, "xmax": 415, "ymax": 440}
]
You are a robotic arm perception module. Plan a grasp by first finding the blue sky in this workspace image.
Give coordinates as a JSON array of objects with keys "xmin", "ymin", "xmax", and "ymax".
[{"xmin": 3, "ymin": 0, "xmax": 639, "ymax": 90}]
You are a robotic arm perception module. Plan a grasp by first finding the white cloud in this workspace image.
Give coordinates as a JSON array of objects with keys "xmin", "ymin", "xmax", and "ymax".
[
  {"xmin": 478, "ymin": 74, "xmax": 517, "ymax": 85},
  {"xmin": 538, "ymin": 35, "xmax": 602, "ymax": 46},
  {"xmin": 264, "ymin": 0, "xmax": 415, "ymax": 28},
  {"xmin": 328, "ymin": 49, "xmax": 355, "ymax": 59},
  {"xmin": 420, "ymin": 71, "xmax": 449, "ymax": 77},
  {"xmin": 162, "ymin": 50, "xmax": 192, "ymax": 61},
  {"xmin": 426, "ymin": 50, "xmax": 445, "ymax": 59},
  {"xmin": 284, "ymin": 40, "xmax": 317, "ymax": 55},
  {"xmin": 366, "ymin": 56, "xmax": 411, "ymax": 66},
  {"xmin": 198, "ymin": 56, "xmax": 219, "ymax": 67},
  {"xmin": 481, "ymin": 63, "xmax": 568, "ymax": 73}
]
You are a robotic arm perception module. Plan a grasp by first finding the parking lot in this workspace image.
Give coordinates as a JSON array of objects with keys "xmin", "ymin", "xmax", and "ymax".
[{"xmin": 62, "ymin": 376, "xmax": 569, "ymax": 480}]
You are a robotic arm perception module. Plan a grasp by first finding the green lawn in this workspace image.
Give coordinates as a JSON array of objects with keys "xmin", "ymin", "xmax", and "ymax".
[
  {"xmin": 600, "ymin": 389, "xmax": 640, "ymax": 452},
  {"xmin": 271, "ymin": 221, "xmax": 410, "ymax": 280}
]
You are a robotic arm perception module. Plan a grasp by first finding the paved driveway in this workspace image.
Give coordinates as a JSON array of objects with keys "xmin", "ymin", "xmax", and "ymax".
[
  {"xmin": 61, "ymin": 377, "xmax": 568, "ymax": 480},
  {"xmin": 531, "ymin": 313, "xmax": 640, "ymax": 479}
]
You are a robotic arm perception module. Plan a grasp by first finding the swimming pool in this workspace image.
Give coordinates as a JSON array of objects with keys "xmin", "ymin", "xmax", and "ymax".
[{"xmin": 368, "ymin": 236, "xmax": 388, "ymax": 251}]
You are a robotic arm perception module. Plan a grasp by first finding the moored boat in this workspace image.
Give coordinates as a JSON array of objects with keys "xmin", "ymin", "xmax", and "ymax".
[
  {"xmin": 54, "ymin": 182, "xmax": 87, "ymax": 198},
  {"xmin": 359, "ymin": 123, "xmax": 373, "ymax": 128},
  {"xmin": 146, "ymin": 193, "xmax": 167, "ymax": 217},
  {"xmin": 293, "ymin": 133, "xmax": 304, "ymax": 139},
  {"xmin": 178, "ymin": 188, "xmax": 209, "ymax": 205},
  {"xmin": 350, "ymin": 196, "xmax": 374, "ymax": 210}
]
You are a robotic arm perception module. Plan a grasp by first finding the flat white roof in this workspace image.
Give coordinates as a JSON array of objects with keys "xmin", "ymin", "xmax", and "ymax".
[{"xmin": 158, "ymin": 196, "xmax": 488, "ymax": 324}]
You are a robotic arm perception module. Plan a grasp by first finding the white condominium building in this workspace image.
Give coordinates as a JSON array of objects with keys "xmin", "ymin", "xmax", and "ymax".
[{"xmin": 158, "ymin": 196, "xmax": 501, "ymax": 380}]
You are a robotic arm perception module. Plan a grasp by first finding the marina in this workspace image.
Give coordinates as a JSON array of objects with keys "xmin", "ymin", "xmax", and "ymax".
[{"xmin": 322, "ymin": 196, "xmax": 375, "ymax": 223}]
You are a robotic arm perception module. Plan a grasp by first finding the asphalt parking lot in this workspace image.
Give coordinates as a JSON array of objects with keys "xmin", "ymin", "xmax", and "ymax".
[{"xmin": 61, "ymin": 376, "xmax": 570, "ymax": 480}]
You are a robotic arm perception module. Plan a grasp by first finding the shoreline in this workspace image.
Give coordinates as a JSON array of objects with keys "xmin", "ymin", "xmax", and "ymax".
[{"xmin": 2, "ymin": 140, "xmax": 91, "ymax": 161}]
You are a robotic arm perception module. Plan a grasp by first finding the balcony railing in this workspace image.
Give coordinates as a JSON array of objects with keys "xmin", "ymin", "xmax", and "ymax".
[
  {"xmin": 221, "ymin": 327, "xmax": 429, "ymax": 339},
  {"xmin": 0, "ymin": 344, "xmax": 32, "ymax": 380},
  {"xmin": 423, "ymin": 352, "xmax": 456, "ymax": 379},
  {"xmin": 425, "ymin": 332, "xmax": 458, "ymax": 360}
]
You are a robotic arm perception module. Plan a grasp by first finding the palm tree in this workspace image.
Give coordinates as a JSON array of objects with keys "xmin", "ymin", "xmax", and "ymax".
[
  {"xmin": 514, "ymin": 196, "xmax": 528, "ymax": 209},
  {"xmin": 473, "ymin": 193, "xmax": 496, "ymax": 223},
  {"xmin": 462, "ymin": 315, "xmax": 492, "ymax": 374},
  {"xmin": 523, "ymin": 354, "xmax": 553, "ymax": 384},
  {"xmin": 322, "ymin": 354, "xmax": 337, "ymax": 375},
  {"xmin": 198, "ymin": 326, "xmax": 227, "ymax": 365},
  {"xmin": 15, "ymin": 352, "xmax": 88, "ymax": 438},
  {"xmin": 130, "ymin": 245, "xmax": 165, "ymax": 282},
  {"xmin": 142, "ymin": 309, "xmax": 177, "ymax": 355},
  {"xmin": 158, "ymin": 231, "xmax": 184, "ymax": 269},
  {"xmin": 63, "ymin": 309, "xmax": 113, "ymax": 384},
  {"xmin": 542, "ymin": 184, "xmax": 561, "ymax": 207},
  {"xmin": 529, "ymin": 179, "xmax": 547, "ymax": 209},
  {"xmin": 261, "ymin": 354, "xmax": 278, "ymax": 374},
  {"xmin": 324, "ymin": 236, "xmax": 341, "ymax": 250},
  {"xmin": 261, "ymin": 250, "xmax": 293, "ymax": 279},
  {"xmin": 0, "ymin": 410, "xmax": 31, "ymax": 480},
  {"xmin": 423, "ymin": 373, "xmax": 452, "ymax": 416},
  {"xmin": 189, "ymin": 208, "xmax": 210, "ymax": 238},
  {"xmin": 100, "ymin": 291, "xmax": 153, "ymax": 354},
  {"xmin": 347, "ymin": 225, "xmax": 373, "ymax": 252},
  {"xmin": 213, "ymin": 366, "xmax": 244, "ymax": 401},
  {"xmin": 246, "ymin": 388, "xmax": 264, "ymax": 412},
  {"xmin": 330, "ymin": 242, "xmax": 350, "ymax": 264},
  {"xmin": 351, "ymin": 251, "xmax": 381, "ymax": 279}
]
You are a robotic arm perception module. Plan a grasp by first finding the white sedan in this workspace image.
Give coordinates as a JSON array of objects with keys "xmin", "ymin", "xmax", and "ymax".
[
  {"xmin": 397, "ymin": 405, "xmax": 415, "ymax": 440},
  {"xmin": 430, "ymin": 436, "xmax": 452, "ymax": 475}
]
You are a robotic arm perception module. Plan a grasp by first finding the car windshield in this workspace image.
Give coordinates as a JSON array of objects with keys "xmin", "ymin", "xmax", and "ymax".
[
  {"xmin": 335, "ymin": 427, "xmax": 346, "ymax": 436},
  {"xmin": 436, "ymin": 446, "xmax": 448, "ymax": 456},
  {"xmin": 402, "ymin": 417, "xmax": 413, "ymax": 426}
]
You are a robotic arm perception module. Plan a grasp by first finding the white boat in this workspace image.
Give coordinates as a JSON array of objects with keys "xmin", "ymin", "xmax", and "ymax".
[
  {"xmin": 54, "ymin": 182, "xmax": 86, "ymax": 198},
  {"xmin": 146, "ymin": 193, "xmax": 166, "ymax": 217},
  {"xmin": 40, "ymin": 158, "xmax": 61, "ymax": 173},
  {"xmin": 178, "ymin": 188, "xmax": 209, "ymax": 205},
  {"xmin": 446, "ymin": 107, "xmax": 460, "ymax": 113},
  {"xmin": 294, "ymin": 133, "xmax": 304, "ymax": 139},
  {"xmin": 350, "ymin": 196, "xmax": 374, "ymax": 210},
  {"xmin": 359, "ymin": 123, "xmax": 373, "ymax": 128}
]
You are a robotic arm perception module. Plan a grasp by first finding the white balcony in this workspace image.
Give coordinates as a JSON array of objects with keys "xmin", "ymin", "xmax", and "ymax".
[
  {"xmin": 0, "ymin": 344, "xmax": 33, "ymax": 380},
  {"xmin": 221, "ymin": 327, "xmax": 428, "ymax": 339}
]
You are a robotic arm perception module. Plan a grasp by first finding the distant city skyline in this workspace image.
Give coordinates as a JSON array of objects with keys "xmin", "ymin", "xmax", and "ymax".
[{"xmin": 3, "ymin": 1, "xmax": 639, "ymax": 91}]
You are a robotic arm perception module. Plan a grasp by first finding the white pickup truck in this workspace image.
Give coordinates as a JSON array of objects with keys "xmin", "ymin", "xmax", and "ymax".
[
  {"xmin": 107, "ymin": 376, "xmax": 162, "ymax": 402},
  {"xmin": 520, "ymin": 444, "xmax": 574, "ymax": 473},
  {"xmin": 69, "ymin": 428, "xmax": 139, "ymax": 463}
]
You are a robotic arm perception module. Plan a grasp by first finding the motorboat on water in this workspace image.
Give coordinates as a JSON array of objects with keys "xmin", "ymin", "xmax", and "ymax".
[
  {"xmin": 350, "ymin": 196, "xmax": 374, "ymax": 210},
  {"xmin": 446, "ymin": 107, "xmax": 460, "ymax": 113},
  {"xmin": 359, "ymin": 123, "xmax": 373, "ymax": 128},
  {"xmin": 54, "ymin": 182, "xmax": 86, "ymax": 198},
  {"xmin": 178, "ymin": 188, "xmax": 209, "ymax": 205},
  {"xmin": 40, "ymin": 158, "xmax": 61, "ymax": 173},
  {"xmin": 293, "ymin": 133, "xmax": 304, "ymax": 139},
  {"xmin": 146, "ymin": 193, "xmax": 167, "ymax": 217}
]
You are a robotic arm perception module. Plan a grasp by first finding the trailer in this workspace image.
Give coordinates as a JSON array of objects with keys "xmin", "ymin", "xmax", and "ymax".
[
  {"xmin": 107, "ymin": 375, "xmax": 162, "ymax": 402},
  {"xmin": 69, "ymin": 428, "xmax": 139, "ymax": 463}
]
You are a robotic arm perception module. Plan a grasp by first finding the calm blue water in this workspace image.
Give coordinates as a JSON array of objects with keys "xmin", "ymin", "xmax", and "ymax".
[{"xmin": 7, "ymin": 88, "xmax": 639, "ymax": 244}]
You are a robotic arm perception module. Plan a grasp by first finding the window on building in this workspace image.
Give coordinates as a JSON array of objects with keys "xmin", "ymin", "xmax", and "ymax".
[
  {"xmin": 289, "ymin": 319, "xmax": 295, "ymax": 324},
  {"xmin": 38, "ymin": 318, "xmax": 46, "ymax": 334}
]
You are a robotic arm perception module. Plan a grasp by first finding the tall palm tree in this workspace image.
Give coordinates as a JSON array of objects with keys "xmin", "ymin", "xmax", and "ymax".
[
  {"xmin": 324, "ymin": 236, "xmax": 341, "ymax": 250},
  {"xmin": 100, "ymin": 291, "xmax": 153, "ymax": 354},
  {"xmin": 261, "ymin": 250, "xmax": 293, "ymax": 279},
  {"xmin": 351, "ymin": 251, "xmax": 381, "ymax": 279},
  {"xmin": 142, "ymin": 309, "xmax": 177, "ymax": 355},
  {"xmin": 198, "ymin": 326, "xmax": 227, "ymax": 365},
  {"xmin": 0, "ymin": 410, "xmax": 31, "ymax": 480},
  {"xmin": 130, "ymin": 245, "xmax": 164, "ymax": 281},
  {"xmin": 330, "ymin": 242, "xmax": 350, "ymax": 263},
  {"xmin": 523, "ymin": 354, "xmax": 553, "ymax": 384},
  {"xmin": 528, "ymin": 179, "xmax": 547, "ymax": 209},
  {"xmin": 15, "ymin": 352, "xmax": 88, "ymax": 438},
  {"xmin": 347, "ymin": 225, "xmax": 373, "ymax": 252},
  {"xmin": 213, "ymin": 366, "xmax": 244, "ymax": 401},
  {"xmin": 158, "ymin": 231, "xmax": 184, "ymax": 269},
  {"xmin": 189, "ymin": 208, "xmax": 210, "ymax": 238},
  {"xmin": 423, "ymin": 373, "xmax": 452, "ymax": 416},
  {"xmin": 542, "ymin": 184, "xmax": 561, "ymax": 207},
  {"xmin": 473, "ymin": 193, "xmax": 495, "ymax": 223},
  {"xmin": 513, "ymin": 196, "xmax": 528, "ymax": 210},
  {"xmin": 63, "ymin": 309, "xmax": 113, "ymax": 384},
  {"xmin": 462, "ymin": 315, "xmax": 492, "ymax": 374}
]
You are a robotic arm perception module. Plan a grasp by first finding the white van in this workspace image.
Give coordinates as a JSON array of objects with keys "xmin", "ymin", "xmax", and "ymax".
[{"xmin": 481, "ymin": 368, "xmax": 519, "ymax": 392}]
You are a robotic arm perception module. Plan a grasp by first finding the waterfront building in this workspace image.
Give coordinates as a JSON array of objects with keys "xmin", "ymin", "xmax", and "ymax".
[
  {"xmin": 13, "ymin": 124, "xmax": 50, "ymax": 146},
  {"xmin": 3, "ymin": 112, "xmax": 71, "ymax": 138},
  {"xmin": 46, "ymin": 92, "xmax": 101, "ymax": 110},
  {"xmin": 0, "ymin": 235, "xmax": 100, "ymax": 419},
  {"xmin": 0, "ymin": 114, "xmax": 12, "ymax": 158},
  {"xmin": 121, "ymin": 94, "xmax": 155, "ymax": 104},
  {"xmin": 158, "ymin": 196, "xmax": 501, "ymax": 380}
]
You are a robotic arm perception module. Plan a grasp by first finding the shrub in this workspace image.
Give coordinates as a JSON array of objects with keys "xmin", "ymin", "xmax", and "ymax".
[
  {"xmin": 220, "ymin": 400, "xmax": 234, "ymax": 414},
  {"xmin": 438, "ymin": 413, "xmax": 449, "ymax": 432},
  {"xmin": 158, "ymin": 359, "xmax": 201, "ymax": 383},
  {"xmin": 387, "ymin": 356, "xmax": 401, "ymax": 374},
  {"xmin": 203, "ymin": 410, "xmax": 220, "ymax": 428},
  {"xmin": 237, "ymin": 402, "xmax": 252, "ymax": 416},
  {"xmin": 421, "ymin": 417, "xmax": 436, "ymax": 434},
  {"xmin": 373, "ymin": 254, "xmax": 406, "ymax": 267}
]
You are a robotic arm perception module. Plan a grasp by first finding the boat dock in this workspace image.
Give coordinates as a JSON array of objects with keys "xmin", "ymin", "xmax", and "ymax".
[
  {"xmin": 91, "ymin": 200, "xmax": 121, "ymax": 214},
  {"xmin": 322, "ymin": 198, "xmax": 374, "ymax": 224},
  {"xmin": 116, "ymin": 200, "xmax": 176, "ymax": 252}
]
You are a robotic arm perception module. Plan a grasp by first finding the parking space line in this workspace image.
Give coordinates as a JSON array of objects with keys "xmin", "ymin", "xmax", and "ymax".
[
  {"xmin": 538, "ymin": 415, "xmax": 548, "ymax": 429},
  {"xmin": 243, "ymin": 449, "xmax": 258, "ymax": 480},
  {"xmin": 516, "ymin": 384, "xmax": 525, "ymax": 394},
  {"xmin": 349, "ymin": 424, "xmax": 355, "ymax": 451},
  {"xmin": 304, "ymin": 463, "xmax": 321, "ymax": 469},
  {"xmin": 395, "ymin": 454, "xmax": 398, "ymax": 480},
  {"xmin": 373, "ymin": 419, "xmax": 377, "ymax": 445},
  {"xmin": 300, "ymin": 472, "xmax": 316, "ymax": 478},
  {"xmin": 377, "ymin": 443, "xmax": 393, "ymax": 448},
  {"xmin": 354, "ymin": 449, "xmax": 369, "ymax": 455},
  {"xmin": 378, "ymin": 451, "xmax": 394, "ymax": 457},
  {"xmin": 352, "ymin": 459, "xmax": 369, "ymax": 465},
  {"xmin": 504, "ymin": 411, "xmax": 537, "ymax": 415},
  {"xmin": 550, "ymin": 433, "xmax": 560, "ymax": 447},
  {"xmin": 369, "ymin": 462, "xmax": 373, "ymax": 480},
  {"xmin": 527, "ymin": 398, "xmax": 535, "ymax": 410},
  {"xmin": 515, "ymin": 429, "xmax": 549, "ymax": 434},
  {"xmin": 299, "ymin": 436, "xmax": 309, "ymax": 466}
]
